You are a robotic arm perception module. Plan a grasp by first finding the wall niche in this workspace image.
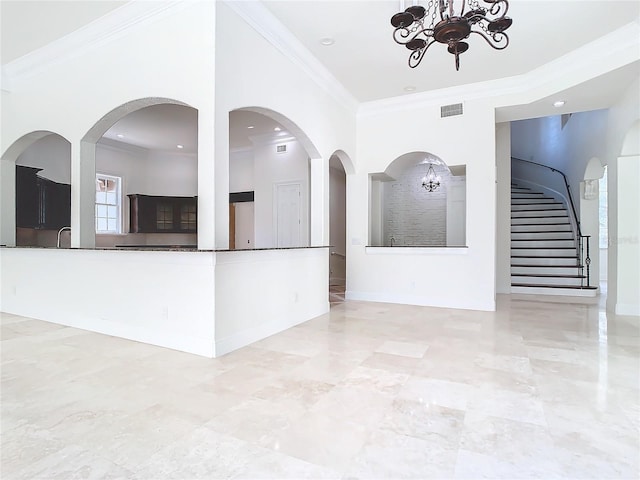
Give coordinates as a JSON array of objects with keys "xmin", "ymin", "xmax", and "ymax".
[{"xmin": 369, "ymin": 152, "xmax": 466, "ymax": 247}]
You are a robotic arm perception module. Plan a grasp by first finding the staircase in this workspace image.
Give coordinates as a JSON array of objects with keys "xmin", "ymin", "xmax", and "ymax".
[{"xmin": 510, "ymin": 184, "xmax": 597, "ymax": 296}]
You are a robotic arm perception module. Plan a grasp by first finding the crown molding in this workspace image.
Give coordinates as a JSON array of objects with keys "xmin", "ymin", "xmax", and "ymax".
[
  {"xmin": 358, "ymin": 20, "xmax": 640, "ymax": 118},
  {"xmin": 1, "ymin": 1, "xmax": 192, "ymax": 91},
  {"xmin": 97, "ymin": 137, "xmax": 150, "ymax": 156},
  {"xmin": 223, "ymin": 0, "xmax": 359, "ymax": 114},
  {"xmin": 249, "ymin": 132, "xmax": 297, "ymax": 146},
  {"xmin": 357, "ymin": 75, "xmax": 521, "ymax": 118}
]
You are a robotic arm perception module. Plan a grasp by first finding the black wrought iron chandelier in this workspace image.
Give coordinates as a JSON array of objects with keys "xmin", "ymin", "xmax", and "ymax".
[
  {"xmin": 421, "ymin": 164, "xmax": 441, "ymax": 192},
  {"xmin": 390, "ymin": 0, "xmax": 513, "ymax": 71}
]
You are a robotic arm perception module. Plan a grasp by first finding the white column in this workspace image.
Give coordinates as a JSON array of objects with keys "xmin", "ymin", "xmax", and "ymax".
[
  {"xmin": 74, "ymin": 141, "xmax": 96, "ymax": 248},
  {"xmin": 0, "ymin": 160, "xmax": 16, "ymax": 246},
  {"xmin": 615, "ymin": 155, "xmax": 640, "ymax": 315},
  {"xmin": 309, "ymin": 156, "xmax": 327, "ymax": 246},
  {"xmin": 199, "ymin": 106, "xmax": 217, "ymax": 250}
]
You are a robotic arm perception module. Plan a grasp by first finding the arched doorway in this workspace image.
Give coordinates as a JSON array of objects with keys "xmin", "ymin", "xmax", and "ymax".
[
  {"xmin": 328, "ymin": 151, "xmax": 353, "ymax": 303},
  {"xmin": 81, "ymin": 98, "xmax": 198, "ymax": 248},
  {"xmin": 1, "ymin": 131, "xmax": 71, "ymax": 247},
  {"xmin": 228, "ymin": 107, "xmax": 322, "ymax": 250}
]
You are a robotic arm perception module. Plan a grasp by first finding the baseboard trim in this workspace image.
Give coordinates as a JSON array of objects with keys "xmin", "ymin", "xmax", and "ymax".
[
  {"xmin": 344, "ymin": 290, "xmax": 495, "ymax": 312},
  {"xmin": 214, "ymin": 302, "xmax": 330, "ymax": 357},
  {"xmin": 615, "ymin": 303, "xmax": 640, "ymax": 316},
  {"xmin": 1, "ymin": 308, "xmax": 215, "ymax": 358}
]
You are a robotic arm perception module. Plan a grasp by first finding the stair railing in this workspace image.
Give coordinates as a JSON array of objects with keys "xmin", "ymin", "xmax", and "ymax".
[{"xmin": 511, "ymin": 157, "xmax": 591, "ymax": 287}]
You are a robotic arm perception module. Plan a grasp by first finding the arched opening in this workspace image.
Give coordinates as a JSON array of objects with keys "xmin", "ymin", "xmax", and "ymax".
[
  {"xmin": 1, "ymin": 132, "xmax": 71, "ymax": 247},
  {"xmin": 329, "ymin": 151, "xmax": 352, "ymax": 303},
  {"xmin": 369, "ymin": 151, "xmax": 466, "ymax": 247},
  {"xmin": 228, "ymin": 107, "xmax": 321, "ymax": 249},
  {"xmin": 82, "ymin": 98, "xmax": 198, "ymax": 248}
]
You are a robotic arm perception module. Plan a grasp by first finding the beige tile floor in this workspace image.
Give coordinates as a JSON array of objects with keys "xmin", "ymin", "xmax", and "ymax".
[{"xmin": 1, "ymin": 295, "xmax": 639, "ymax": 479}]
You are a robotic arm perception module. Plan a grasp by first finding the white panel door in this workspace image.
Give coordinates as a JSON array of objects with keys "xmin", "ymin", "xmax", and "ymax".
[{"xmin": 276, "ymin": 183, "xmax": 301, "ymax": 248}]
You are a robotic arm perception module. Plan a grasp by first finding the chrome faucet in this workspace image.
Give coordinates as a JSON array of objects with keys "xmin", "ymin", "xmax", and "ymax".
[
  {"xmin": 57, "ymin": 226, "xmax": 71, "ymax": 248},
  {"xmin": 390, "ymin": 236, "xmax": 395, "ymax": 247}
]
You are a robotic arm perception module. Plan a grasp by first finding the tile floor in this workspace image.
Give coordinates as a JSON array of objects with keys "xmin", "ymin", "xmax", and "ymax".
[{"xmin": 1, "ymin": 295, "xmax": 639, "ymax": 479}]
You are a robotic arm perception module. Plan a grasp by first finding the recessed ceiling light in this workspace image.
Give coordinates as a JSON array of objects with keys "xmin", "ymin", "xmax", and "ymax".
[
  {"xmin": 116, "ymin": 134, "xmax": 124, "ymax": 138},
  {"xmin": 404, "ymin": 86, "xmax": 416, "ymax": 92},
  {"xmin": 247, "ymin": 125, "xmax": 255, "ymax": 129},
  {"xmin": 177, "ymin": 144, "xmax": 184, "ymax": 149},
  {"xmin": 274, "ymin": 127, "xmax": 281, "ymax": 132},
  {"xmin": 553, "ymin": 100, "xmax": 566, "ymax": 108},
  {"xmin": 320, "ymin": 37, "xmax": 335, "ymax": 46}
]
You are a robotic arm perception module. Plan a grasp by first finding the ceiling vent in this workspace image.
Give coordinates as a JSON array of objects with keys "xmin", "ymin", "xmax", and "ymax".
[
  {"xmin": 441, "ymin": 103, "xmax": 463, "ymax": 118},
  {"xmin": 276, "ymin": 144, "xmax": 287, "ymax": 153}
]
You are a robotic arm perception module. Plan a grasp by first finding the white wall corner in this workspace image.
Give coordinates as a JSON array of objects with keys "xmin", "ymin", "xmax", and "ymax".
[
  {"xmin": 1, "ymin": 1, "xmax": 193, "ymax": 87},
  {"xmin": 214, "ymin": 303, "xmax": 329, "ymax": 357}
]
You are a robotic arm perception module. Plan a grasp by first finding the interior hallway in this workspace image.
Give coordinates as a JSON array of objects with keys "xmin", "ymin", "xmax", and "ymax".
[{"xmin": 2, "ymin": 295, "xmax": 638, "ymax": 479}]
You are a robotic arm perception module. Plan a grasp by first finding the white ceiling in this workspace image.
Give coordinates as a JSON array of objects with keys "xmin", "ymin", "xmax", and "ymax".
[
  {"xmin": 263, "ymin": 0, "xmax": 640, "ymax": 102},
  {"xmin": 0, "ymin": 1, "xmax": 127, "ymax": 64},
  {"xmin": 2, "ymin": 0, "xmax": 639, "ymax": 152}
]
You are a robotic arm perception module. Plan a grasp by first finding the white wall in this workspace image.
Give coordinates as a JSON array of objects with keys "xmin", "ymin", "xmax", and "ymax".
[
  {"xmin": 214, "ymin": 1, "xmax": 357, "ymax": 250},
  {"xmin": 96, "ymin": 142, "xmax": 197, "ymax": 197},
  {"xmin": 605, "ymin": 79, "xmax": 640, "ymax": 314},
  {"xmin": 616, "ymin": 155, "xmax": 639, "ymax": 315},
  {"xmin": 511, "ymin": 110, "xmax": 608, "ymax": 217},
  {"xmin": 352, "ymin": 100, "xmax": 497, "ymax": 311},
  {"xmin": 253, "ymin": 138, "xmax": 309, "ymax": 248},
  {"xmin": 0, "ymin": 248, "xmax": 216, "ymax": 357},
  {"xmin": 229, "ymin": 148, "xmax": 254, "ymax": 193},
  {"xmin": 15, "ymin": 134, "xmax": 71, "ymax": 183},
  {"xmin": 214, "ymin": 247, "xmax": 329, "ymax": 356}
]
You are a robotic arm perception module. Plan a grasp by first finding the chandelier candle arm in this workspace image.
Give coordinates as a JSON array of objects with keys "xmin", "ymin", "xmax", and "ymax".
[
  {"xmin": 390, "ymin": 0, "xmax": 512, "ymax": 71},
  {"xmin": 421, "ymin": 164, "xmax": 441, "ymax": 192}
]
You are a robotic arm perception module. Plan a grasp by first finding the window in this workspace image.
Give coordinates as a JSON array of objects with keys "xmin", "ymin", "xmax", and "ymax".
[
  {"xmin": 156, "ymin": 202, "xmax": 173, "ymax": 230},
  {"xmin": 95, "ymin": 174, "xmax": 121, "ymax": 234},
  {"xmin": 180, "ymin": 203, "xmax": 197, "ymax": 230}
]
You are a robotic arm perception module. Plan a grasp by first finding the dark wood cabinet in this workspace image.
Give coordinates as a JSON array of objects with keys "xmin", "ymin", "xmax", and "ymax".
[
  {"xmin": 128, "ymin": 194, "xmax": 197, "ymax": 233},
  {"xmin": 16, "ymin": 165, "xmax": 71, "ymax": 230}
]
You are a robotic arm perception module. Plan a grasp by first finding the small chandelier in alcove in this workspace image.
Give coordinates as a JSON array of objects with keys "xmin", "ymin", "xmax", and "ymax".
[
  {"xmin": 421, "ymin": 164, "xmax": 441, "ymax": 192},
  {"xmin": 390, "ymin": 0, "xmax": 513, "ymax": 71}
]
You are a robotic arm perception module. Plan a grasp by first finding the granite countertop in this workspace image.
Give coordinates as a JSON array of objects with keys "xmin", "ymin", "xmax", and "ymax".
[{"xmin": 1, "ymin": 245, "xmax": 331, "ymax": 253}]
